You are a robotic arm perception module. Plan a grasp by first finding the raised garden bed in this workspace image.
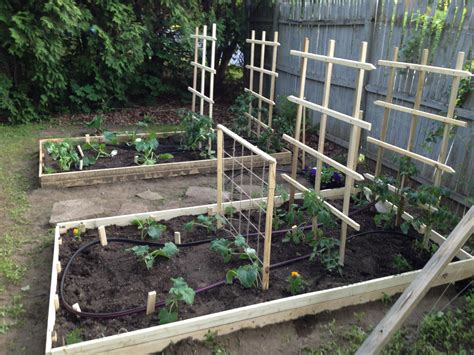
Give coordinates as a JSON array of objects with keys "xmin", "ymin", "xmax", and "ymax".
[
  {"xmin": 39, "ymin": 132, "xmax": 291, "ymax": 188},
  {"xmin": 46, "ymin": 192, "xmax": 474, "ymax": 354}
]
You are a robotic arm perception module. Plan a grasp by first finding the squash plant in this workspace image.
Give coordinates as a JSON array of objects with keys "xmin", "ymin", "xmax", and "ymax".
[
  {"xmin": 44, "ymin": 141, "xmax": 80, "ymax": 172},
  {"xmin": 210, "ymin": 235, "xmax": 260, "ymax": 289},
  {"xmin": 126, "ymin": 242, "xmax": 179, "ymax": 270},
  {"xmin": 159, "ymin": 277, "xmax": 195, "ymax": 325},
  {"xmin": 180, "ymin": 110, "xmax": 216, "ymax": 158},
  {"xmin": 131, "ymin": 218, "xmax": 167, "ymax": 240}
]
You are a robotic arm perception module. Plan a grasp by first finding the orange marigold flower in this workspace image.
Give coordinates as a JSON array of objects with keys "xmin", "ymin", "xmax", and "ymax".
[{"xmin": 291, "ymin": 271, "xmax": 299, "ymax": 277}]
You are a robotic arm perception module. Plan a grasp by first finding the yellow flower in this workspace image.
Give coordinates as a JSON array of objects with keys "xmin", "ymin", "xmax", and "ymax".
[
  {"xmin": 291, "ymin": 271, "xmax": 299, "ymax": 277},
  {"xmin": 73, "ymin": 228, "xmax": 79, "ymax": 236}
]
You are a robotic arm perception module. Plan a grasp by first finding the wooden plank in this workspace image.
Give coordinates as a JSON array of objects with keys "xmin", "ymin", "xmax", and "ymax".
[
  {"xmin": 191, "ymin": 27, "xmax": 199, "ymax": 112},
  {"xmin": 315, "ymin": 39, "xmax": 335, "ymax": 193},
  {"xmin": 247, "ymin": 30, "xmax": 256, "ymax": 133},
  {"xmin": 267, "ymin": 31, "xmax": 279, "ymax": 128},
  {"xmin": 244, "ymin": 112, "xmax": 272, "ymax": 131},
  {"xmin": 199, "ymin": 25, "xmax": 208, "ymax": 115},
  {"xmin": 256, "ymin": 30, "xmax": 267, "ymax": 135},
  {"xmin": 45, "ymin": 226, "xmax": 60, "ymax": 353},
  {"xmin": 190, "ymin": 61, "xmax": 216, "ymax": 74},
  {"xmin": 281, "ymin": 174, "xmax": 360, "ymax": 230},
  {"xmin": 367, "ymin": 137, "xmax": 455, "ymax": 173},
  {"xmin": 289, "ymin": 37, "xmax": 310, "ymax": 206},
  {"xmin": 244, "ymin": 65, "xmax": 279, "ymax": 77},
  {"xmin": 208, "ymin": 23, "xmax": 217, "ymax": 119},
  {"xmin": 373, "ymin": 101, "xmax": 468, "ymax": 127},
  {"xmin": 290, "ymin": 49, "xmax": 376, "ymax": 70},
  {"xmin": 262, "ymin": 161, "xmax": 276, "ymax": 290},
  {"xmin": 244, "ymin": 88, "xmax": 275, "ymax": 105},
  {"xmin": 190, "ymin": 34, "xmax": 217, "ymax": 41},
  {"xmin": 216, "ymin": 129, "xmax": 224, "ymax": 219},
  {"xmin": 245, "ymin": 38, "xmax": 281, "ymax": 46},
  {"xmin": 378, "ymin": 59, "xmax": 472, "ymax": 77},
  {"xmin": 187, "ymin": 87, "xmax": 215, "ymax": 105},
  {"xmin": 48, "ymin": 258, "xmax": 474, "ymax": 354},
  {"xmin": 434, "ymin": 51, "xmax": 466, "ymax": 186},
  {"xmin": 283, "ymin": 134, "xmax": 363, "ymax": 180},
  {"xmin": 357, "ymin": 207, "xmax": 474, "ymax": 354},
  {"xmin": 217, "ymin": 125, "xmax": 277, "ymax": 163},
  {"xmin": 287, "ymin": 96, "xmax": 372, "ymax": 130}
]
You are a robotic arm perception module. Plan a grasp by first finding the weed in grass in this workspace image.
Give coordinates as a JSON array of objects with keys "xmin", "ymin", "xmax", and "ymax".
[
  {"xmin": 0, "ymin": 295, "xmax": 25, "ymax": 334},
  {"xmin": 203, "ymin": 330, "xmax": 228, "ymax": 355}
]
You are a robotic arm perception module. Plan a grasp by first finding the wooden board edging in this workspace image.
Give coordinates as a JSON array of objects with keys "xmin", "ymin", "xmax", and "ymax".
[
  {"xmin": 47, "ymin": 258, "xmax": 474, "ymax": 354},
  {"xmin": 39, "ymin": 133, "xmax": 291, "ymax": 188}
]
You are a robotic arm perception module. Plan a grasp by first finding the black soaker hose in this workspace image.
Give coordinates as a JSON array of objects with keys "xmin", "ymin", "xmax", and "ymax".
[{"xmin": 59, "ymin": 201, "xmax": 376, "ymax": 319}]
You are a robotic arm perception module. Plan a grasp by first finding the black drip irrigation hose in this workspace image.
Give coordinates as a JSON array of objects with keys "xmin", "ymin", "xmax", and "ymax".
[{"xmin": 59, "ymin": 201, "xmax": 377, "ymax": 319}]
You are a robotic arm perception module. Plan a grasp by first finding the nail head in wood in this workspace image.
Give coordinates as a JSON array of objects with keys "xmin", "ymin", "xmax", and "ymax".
[
  {"xmin": 146, "ymin": 291, "xmax": 157, "ymax": 315},
  {"xmin": 174, "ymin": 231, "xmax": 181, "ymax": 245},
  {"xmin": 98, "ymin": 226, "xmax": 108, "ymax": 246}
]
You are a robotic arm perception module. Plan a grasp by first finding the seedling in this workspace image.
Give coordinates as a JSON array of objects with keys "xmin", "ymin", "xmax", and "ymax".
[
  {"xmin": 159, "ymin": 277, "xmax": 195, "ymax": 324},
  {"xmin": 283, "ymin": 225, "xmax": 306, "ymax": 245},
  {"xmin": 82, "ymin": 142, "xmax": 117, "ymax": 162},
  {"xmin": 65, "ymin": 327, "xmax": 83, "ymax": 345},
  {"xmin": 308, "ymin": 232, "xmax": 341, "ymax": 273},
  {"xmin": 391, "ymin": 254, "xmax": 411, "ymax": 273},
  {"xmin": 126, "ymin": 243, "xmax": 178, "ymax": 270},
  {"xmin": 286, "ymin": 271, "xmax": 308, "ymax": 295},
  {"xmin": 131, "ymin": 218, "xmax": 167, "ymax": 240},
  {"xmin": 44, "ymin": 141, "xmax": 80, "ymax": 171},
  {"xmin": 184, "ymin": 214, "xmax": 226, "ymax": 234}
]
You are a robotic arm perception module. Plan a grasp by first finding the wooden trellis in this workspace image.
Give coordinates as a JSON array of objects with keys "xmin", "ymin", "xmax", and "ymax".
[
  {"xmin": 284, "ymin": 38, "xmax": 375, "ymax": 265},
  {"xmin": 216, "ymin": 124, "xmax": 276, "ymax": 290},
  {"xmin": 366, "ymin": 47, "xmax": 470, "ymax": 193},
  {"xmin": 245, "ymin": 30, "xmax": 280, "ymax": 135},
  {"xmin": 188, "ymin": 23, "xmax": 217, "ymax": 118}
]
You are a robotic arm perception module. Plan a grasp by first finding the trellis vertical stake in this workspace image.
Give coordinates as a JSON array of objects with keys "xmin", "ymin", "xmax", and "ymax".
[
  {"xmin": 247, "ymin": 30, "xmax": 256, "ymax": 134},
  {"xmin": 191, "ymin": 27, "xmax": 199, "ymax": 112},
  {"xmin": 199, "ymin": 25, "xmax": 208, "ymax": 116},
  {"xmin": 374, "ymin": 47, "xmax": 399, "ymax": 178},
  {"xmin": 216, "ymin": 128, "xmax": 224, "ymax": 228},
  {"xmin": 289, "ymin": 37, "xmax": 309, "ymax": 207},
  {"xmin": 339, "ymin": 41, "xmax": 368, "ymax": 265},
  {"xmin": 256, "ymin": 31, "xmax": 266, "ymax": 136},
  {"xmin": 262, "ymin": 161, "xmax": 276, "ymax": 290},
  {"xmin": 146, "ymin": 291, "xmax": 156, "ymax": 316},
  {"xmin": 267, "ymin": 31, "xmax": 279, "ymax": 128},
  {"xmin": 312, "ymin": 39, "xmax": 335, "ymax": 233},
  {"xmin": 434, "ymin": 51, "xmax": 465, "ymax": 187}
]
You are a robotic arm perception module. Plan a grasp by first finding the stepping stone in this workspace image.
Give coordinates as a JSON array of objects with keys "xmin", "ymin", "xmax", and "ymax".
[
  {"xmin": 185, "ymin": 186, "xmax": 230, "ymax": 203},
  {"xmin": 136, "ymin": 190, "xmax": 164, "ymax": 201},
  {"xmin": 118, "ymin": 202, "xmax": 149, "ymax": 215},
  {"xmin": 49, "ymin": 198, "xmax": 106, "ymax": 224}
]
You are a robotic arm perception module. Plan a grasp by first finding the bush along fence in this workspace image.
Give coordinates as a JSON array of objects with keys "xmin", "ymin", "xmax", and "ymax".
[{"xmin": 250, "ymin": 0, "xmax": 473, "ymax": 206}]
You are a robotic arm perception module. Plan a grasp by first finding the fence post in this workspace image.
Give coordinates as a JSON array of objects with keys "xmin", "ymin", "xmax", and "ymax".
[{"xmin": 216, "ymin": 128, "xmax": 224, "ymax": 227}]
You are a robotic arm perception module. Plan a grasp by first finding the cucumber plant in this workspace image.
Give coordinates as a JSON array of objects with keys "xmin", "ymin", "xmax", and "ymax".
[
  {"xmin": 180, "ymin": 110, "xmax": 215, "ymax": 158},
  {"xmin": 126, "ymin": 242, "xmax": 179, "ymax": 270},
  {"xmin": 159, "ymin": 277, "xmax": 195, "ymax": 324},
  {"xmin": 184, "ymin": 214, "xmax": 226, "ymax": 233},
  {"xmin": 131, "ymin": 218, "xmax": 167, "ymax": 240},
  {"xmin": 44, "ymin": 141, "xmax": 80, "ymax": 171}
]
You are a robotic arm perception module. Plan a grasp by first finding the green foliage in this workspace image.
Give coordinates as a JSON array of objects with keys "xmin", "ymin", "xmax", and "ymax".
[
  {"xmin": 308, "ymin": 232, "xmax": 341, "ymax": 273},
  {"xmin": 184, "ymin": 214, "xmax": 226, "ymax": 234},
  {"xmin": 131, "ymin": 218, "xmax": 167, "ymax": 240},
  {"xmin": 210, "ymin": 235, "xmax": 257, "ymax": 264},
  {"xmin": 127, "ymin": 242, "xmax": 178, "ymax": 270},
  {"xmin": 44, "ymin": 141, "xmax": 80, "ymax": 171},
  {"xmin": 65, "ymin": 327, "xmax": 83, "ymax": 345},
  {"xmin": 179, "ymin": 110, "xmax": 215, "ymax": 158},
  {"xmin": 391, "ymin": 254, "xmax": 411, "ymax": 273},
  {"xmin": 225, "ymin": 264, "xmax": 259, "ymax": 289},
  {"xmin": 302, "ymin": 190, "xmax": 335, "ymax": 227},
  {"xmin": 286, "ymin": 271, "xmax": 308, "ymax": 295},
  {"xmin": 85, "ymin": 115, "xmax": 105, "ymax": 134},
  {"xmin": 283, "ymin": 225, "xmax": 306, "ymax": 245},
  {"xmin": 203, "ymin": 330, "xmax": 228, "ymax": 355},
  {"xmin": 159, "ymin": 277, "xmax": 195, "ymax": 325}
]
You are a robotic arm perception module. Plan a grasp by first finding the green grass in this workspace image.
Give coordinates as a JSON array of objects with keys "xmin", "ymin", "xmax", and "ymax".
[{"xmin": 0, "ymin": 123, "xmax": 46, "ymax": 332}]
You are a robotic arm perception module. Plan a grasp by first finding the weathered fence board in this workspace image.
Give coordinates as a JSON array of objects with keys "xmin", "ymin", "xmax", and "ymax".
[{"xmin": 251, "ymin": 0, "xmax": 473, "ymax": 205}]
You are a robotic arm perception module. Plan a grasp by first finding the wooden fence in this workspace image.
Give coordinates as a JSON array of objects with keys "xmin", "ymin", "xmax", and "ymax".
[{"xmin": 250, "ymin": 0, "xmax": 473, "ymax": 206}]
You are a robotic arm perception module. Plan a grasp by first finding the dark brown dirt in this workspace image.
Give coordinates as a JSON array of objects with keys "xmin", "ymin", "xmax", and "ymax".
[{"xmin": 53, "ymin": 204, "xmax": 433, "ymax": 345}]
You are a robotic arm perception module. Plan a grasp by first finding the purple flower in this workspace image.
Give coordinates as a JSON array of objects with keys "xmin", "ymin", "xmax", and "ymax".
[
  {"xmin": 332, "ymin": 172, "xmax": 342, "ymax": 183},
  {"xmin": 310, "ymin": 167, "xmax": 317, "ymax": 176}
]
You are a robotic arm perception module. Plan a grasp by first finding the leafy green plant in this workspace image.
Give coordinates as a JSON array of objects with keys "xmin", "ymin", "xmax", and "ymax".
[
  {"xmin": 82, "ymin": 142, "xmax": 117, "ymax": 162},
  {"xmin": 210, "ymin": 235, "xmax": 257, "ymax": 263},
  {"xmin": 308, "ymin": 232, "xmax": 341, "ymax": 273},
  {"xmin": 225, "ymin": 263, "xmax": 260, "ymax": 289},
  {"xmin": 184, "ymin": 214, "xmax": 226, "ymax": 234},
  {"xmin": 44, "ymin": 141, "xmax": 80, "ymax": 172},
  {"xmin": 391, "ymin": 254, "xmax": 411, "ymax": 273},
  {"xmin": 283, "ymin": 225, "xmax": 306, "ymax": 245},
  {"xmin": 203, "ymin": 330, "xmax": 228, "ymax": 355},
  {"xmin": 159, "ymin": 277, "xmax": 195, "ymax": 325},
  {"xmin": 65, "ymin": 327, "xmax": 83, "ymax": 345},
  {"xmin": 180, "ymin": 110, "xmax": 216, "ymax": 158},
  {"xmin": 85, "ymin": 115, "xmax": 105, "ymax": 134},
  {"xmin": 131, "ymin": 218, "xmax": 167, "ymax": 240},
  {"xmin": 132, "ymin": 132, "xmax": 162, "ymax": 165},
  {"xmin": 287, "ymin": 271, "xmax": 308, "ymax": 295},
  {"xmin": 127, "ymin": 243, "xmax": 178, "ymax": 270}
]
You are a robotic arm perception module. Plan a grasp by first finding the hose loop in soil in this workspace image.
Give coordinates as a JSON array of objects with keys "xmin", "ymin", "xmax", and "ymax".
[{"xmin": 59, "ymin": 201, "xmax": 378, "ymax": 319}]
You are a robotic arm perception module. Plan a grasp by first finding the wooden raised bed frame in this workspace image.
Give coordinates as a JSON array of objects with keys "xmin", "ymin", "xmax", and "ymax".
[
  {"xmin": 38, "ymin": 132, "xmax": 291, "ymax": 188},
  {"xmin": 46, "ymin": 191, "xmax": 474, "ymax": 354}
]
